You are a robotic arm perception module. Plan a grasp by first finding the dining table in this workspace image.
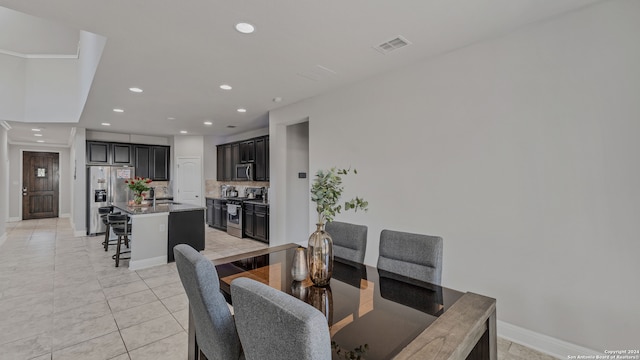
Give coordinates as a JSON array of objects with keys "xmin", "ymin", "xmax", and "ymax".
[{"xmin": 187, "ymin": 243, "xmax": 497, "ymax": 360}]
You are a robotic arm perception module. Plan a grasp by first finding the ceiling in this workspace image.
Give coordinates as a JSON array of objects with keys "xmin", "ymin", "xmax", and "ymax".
[{"xmin": 0, "ymin": 0, "xmax": 603, "ymax": 147}]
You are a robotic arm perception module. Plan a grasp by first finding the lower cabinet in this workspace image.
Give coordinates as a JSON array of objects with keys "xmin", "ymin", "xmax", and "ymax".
[
  {"xmin": 168, "ymin": 210, "xmax": 205, "ymax": 262},
  {"xmin": 244, "ymin": 203, "xmax": 254, "ymax": 238},
  {"xmin": 243, "ymin": 202, "xmax": 268, "ymax": 243},
  {"xmin": 206, "ymin": 199, "xmax": 214, "ymax": 227},
  {"xmin": 207, "ymin": 198, "xmax": 227, "ymax": 231}
]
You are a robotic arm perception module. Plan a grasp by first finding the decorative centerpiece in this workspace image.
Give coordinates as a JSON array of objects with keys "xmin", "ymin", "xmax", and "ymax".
[
  {"xmin": 309, "ymin": 167, "xmax": 368, "ymax": 286},
  {"xmin": 125, "ymin": 176, "xmax": 152, "ymax": 205}
]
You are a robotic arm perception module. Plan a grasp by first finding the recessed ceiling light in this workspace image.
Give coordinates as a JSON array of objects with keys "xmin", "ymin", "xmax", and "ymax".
[
  {"xmin": 113, "ymin": 108, "xmax": 124, "ymax": 113},
  {"xmin": 129, "ymin": 87, "xmax": 143, "ymax": 93},
  {"xmin": 101, "ymin": 122, "xmax": 111, "ymax": 126},
  {"xmin": 227, "ymin": 125, "xmax": 237, "ymax": 128},
  {"xmin": 204, "ymin": 121, "xmax": 213, "ymax": 126},
  {"xmin": 37, "ymin": 140, "xmax": 45, "ymax": 143},
  {"xmin": 34, "ymin": 134, "xmax": 43, "ymax": 137},
  {"xmin": 273, "ymin": 97, "xmax": 283, "ymax": 103},
  {"xmin": 237, "ymin": 108, "xmax": 247, "ymax": 113},
  {"xmin": 235, "ymin": 22, "xmax": 255, "ymax": 34},
  {"xmin": 220, "ymin": 84, "xmax": 232, "ymax": 90},
  {"xmin": 180, "ymin": 130, "xmax": 188, "ymax": 134},
  {"xmin": 167, "ymin": 117, "xmax": 176, "ymax": 120},
  {"xmin": 31, "ymin": 128, "xmax": 41, "ymax": 132}
]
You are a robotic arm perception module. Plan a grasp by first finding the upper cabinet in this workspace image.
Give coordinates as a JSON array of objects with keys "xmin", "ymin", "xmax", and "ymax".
[
  {"xmin": 216, "ymin": 135, "xmax": 268, "ymax": 182},
  {"xmin": 239, "ymin": 140, "xmax": 255, "ymax": 163},
  {"xmin": 87, "ymin": 141, "xmax": 170, "ymax": 180},
  {"xmin": 86, "ymin": 141, "xmax": 110, "ymax": 164},
  {"xmin": 112, "ymin": 144, "xmax": 133, "ymax": 165},
  {"xmin": 87, "ymin": 141, "xmax": 133, "ymax": 166},
  {"xmin": 134, "ymin": 145, "xmax": 170, "ymax": 181},
  {"xmin": 255, "ymin": 137, "xmax": 266, "ymax": 181}
]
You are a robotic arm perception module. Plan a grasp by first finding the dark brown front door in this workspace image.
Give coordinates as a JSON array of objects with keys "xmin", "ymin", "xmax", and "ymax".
[{"xmin": 22, "ymin": 151, "xmax": 59, "ymax": 220}]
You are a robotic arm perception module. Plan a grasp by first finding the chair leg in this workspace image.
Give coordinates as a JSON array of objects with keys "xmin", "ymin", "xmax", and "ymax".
[
  {"xmin": 103, "ymin": 224, "xmax": 110, "ymax": 252},
  {"xmin": 124, "ymin": 234, "xmax": 129, "ymax": 248},
  {"xmin": 115, "ymin": 235, "xmax": 122, "ymax": 267}
]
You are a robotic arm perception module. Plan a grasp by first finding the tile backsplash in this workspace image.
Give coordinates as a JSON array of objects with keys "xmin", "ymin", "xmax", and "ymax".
[{"xmin": 205, "ymin": 179, "xmax": 269, "ymax": 197}]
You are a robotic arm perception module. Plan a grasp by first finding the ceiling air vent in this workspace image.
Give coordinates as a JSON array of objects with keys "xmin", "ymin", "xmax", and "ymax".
[{"xmin": 374, "ymin": 36, "xmax": 411, "ymax": 54}]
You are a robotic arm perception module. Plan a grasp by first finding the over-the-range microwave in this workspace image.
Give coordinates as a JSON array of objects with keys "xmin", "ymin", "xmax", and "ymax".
[{"xmin": 235, "ymin": 163, "xmax": 254, "ymax": 181}]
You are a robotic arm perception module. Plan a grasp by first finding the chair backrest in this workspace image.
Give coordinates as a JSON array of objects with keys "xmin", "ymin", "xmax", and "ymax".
[
  {"xmin": 325, "ymin": 221, "xmax": 368, "ymax": 263},
  {"xmin": 173, "ymin": 244, "xmax": 242, "ymax": 360},
  {"xmin": 377, "ymin": 229, "xmax": 443, "ymax": 284},
  {"xmin": 231, "ymin": 277, "xmax": 331, "ymax": 360}
]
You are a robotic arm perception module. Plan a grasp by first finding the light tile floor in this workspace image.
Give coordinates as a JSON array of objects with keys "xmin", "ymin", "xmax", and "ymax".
[{"xmin": 0, "ymin": 218, "xmax": 557, "ymax": 360}]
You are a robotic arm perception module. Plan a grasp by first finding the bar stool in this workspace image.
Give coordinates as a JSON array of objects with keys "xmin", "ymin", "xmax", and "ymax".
[
  {"xmin": 108, "ymin": 214, "xmax": 132, "ymax": 267},
  {"xmin": 99, "ymin": 206, "xmax": 121, "ymax": 251}
]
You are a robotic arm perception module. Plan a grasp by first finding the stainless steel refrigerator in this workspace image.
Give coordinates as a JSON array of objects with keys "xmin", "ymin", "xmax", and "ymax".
[{"xmin": 87, "ymin": 166, "xmax": 135, "ymax": 235}]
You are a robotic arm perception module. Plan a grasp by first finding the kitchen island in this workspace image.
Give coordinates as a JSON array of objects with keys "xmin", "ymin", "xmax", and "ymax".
[{"xmin": 112, "ymin": 202, "xmax": 205, "ymax": 270}]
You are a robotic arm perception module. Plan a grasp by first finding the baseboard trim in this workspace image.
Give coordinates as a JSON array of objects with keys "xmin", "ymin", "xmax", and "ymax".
[
  {"xmin": 60, "ymin": 213, "xmax": 71, "ymax": 218},
  {"xmin": 497, "ymin": 320, "xmax": 602, "ymax": 359},
  {"xmin": 129, "ymin": 256, "xmax": 168, "ymax": 271},
  {"xmin": 7, "ymin": 217, "xmax": 20, "ymax": 222}
]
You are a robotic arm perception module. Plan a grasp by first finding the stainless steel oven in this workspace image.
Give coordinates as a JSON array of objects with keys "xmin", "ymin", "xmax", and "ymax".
[{"xmin": 227, "ymin": 200, "xmax": 243, "ymax": 238}]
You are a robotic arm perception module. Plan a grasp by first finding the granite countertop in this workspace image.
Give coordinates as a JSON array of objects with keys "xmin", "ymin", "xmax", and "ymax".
[
  {"xmin": 112, "ymin": 202, "xmax": 205, "ymax": 215},
  {"xmin": 243, "ymin": 200, "xmax": 269, "ymax": 206},
  {"xmin": 205, "ymin": 197, "xmax": 268, "ymax": 206}
]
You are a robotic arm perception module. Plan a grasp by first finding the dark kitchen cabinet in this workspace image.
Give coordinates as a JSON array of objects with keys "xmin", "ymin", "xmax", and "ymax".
[
  {"xmin": 87, "ymin": 141, "xmax": 109, "ymax": 164},
  {"xmin": 223, "ymin": 145, "xmax": 233, "ymax": 181},
  {"xmin": 135, "ymin": 146, "xmax": 151, "ymax": 179},
  {"xmin": 134, "ymin": 145, "xmax": 170, "ymax": 181},
  {"xmin": 215, "ymin": 135, "xmax": 269, "ymax": 182},
  {"xmin": 168, "ymin": 209, "xmax": 205, "ymax": 262},
  {"xmin": 232, "ymin": 143, "xmax": 240, "ymax": 178},
  {"xmin": 242, "ymin": 202, "xmax": 269, "ymax": 243},
  {"xmin": 152, "ymin": 146, "xmax": 169, "ymax": 181},
  {"xmin": 266, "ymin": 136, "xmax": 270, "ymax": 181},
  {"xmin": 112, "ymin": 144, "xmax": 133, "ymax": 165},
  {"xmin": 244, "ymin": 203, "xmax": 254, "ymax": 238},
  {"xmin": 206, "ymin": 198, "xmax": 214, "ymax": 227},
  {"xmin": 216, "ymin": 146, "xmax": 225, "ymax": 181},
  {"xmin": 255, "ymin": 137, "xmax": 266, "ymax": 181},
  {"xmin": 254, "ymin": 204, "xmax": 268, "ymax": 242},
  {"xmin": 208, "ymin": 198, "xmax": 227, "ymax": 231},
  {"xmin": 240, "ymin": 140, "xmax": 255, "ymax": 163}
]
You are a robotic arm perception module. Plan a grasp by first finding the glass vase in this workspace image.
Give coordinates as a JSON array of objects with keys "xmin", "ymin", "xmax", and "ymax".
[
  {"xmin": 134, "ymin": 193, "xmax": 143, "ymax": 205},
  {"xmin": 291, "ymin": 247, "xmax": 309, "ymax": 281},
  {"xmin": 307, "ymin": 223, "xmax": 333, "ymax": 286}
]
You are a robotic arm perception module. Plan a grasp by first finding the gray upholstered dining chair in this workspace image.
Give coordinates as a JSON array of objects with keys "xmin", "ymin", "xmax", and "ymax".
[
  {"xmin": 325, "ymin": 221, "xmax": 368, "ymax": 263},
  {"xmin": 377, "ymin": 229, "xmax": 443, "ymax": 285},
  {"xmin": 231, "ymin": 277, "xmax": 331, "ymax": 360},
  {"xmin": 173, "ymin": 244, "xmax": 243, "ymax": 360}
]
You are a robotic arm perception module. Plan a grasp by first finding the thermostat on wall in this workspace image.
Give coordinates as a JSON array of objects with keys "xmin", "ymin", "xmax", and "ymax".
[{"xmin": 298, "ymin": 172, "xmax": 307, "ymax": 178}]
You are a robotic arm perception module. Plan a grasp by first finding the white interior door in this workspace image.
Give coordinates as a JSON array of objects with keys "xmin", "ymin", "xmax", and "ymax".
[{"xmin": 176, "ymin": 157, "xmax": 202, "ymax": 206}]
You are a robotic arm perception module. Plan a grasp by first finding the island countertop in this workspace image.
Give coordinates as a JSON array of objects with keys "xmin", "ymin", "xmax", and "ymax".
[{"xmin": 112, "ymin": 202, "xmax": 205, "ymax": 215}]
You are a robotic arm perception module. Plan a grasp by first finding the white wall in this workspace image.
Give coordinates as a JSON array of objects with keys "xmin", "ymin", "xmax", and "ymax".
[
  {"xmin": 0, "ymin": 54, "xmax": 26, "ymax": 121},
  {"xmin": 8, "ymin": 145, "xmax": 71, "ymax": 219},
  {"xmin": 70, "ymin": 128, "xmax": 86, "ymax": 235},
  {"xmin": 0, "ymin": 30, "xmax": 105, "ymax": 124},
  {"xmin": 285, "ymin": 122, "xmax": 309, "ymax": 246},
  {"xmin": 0, "ymin": 123, "xmax": 9, "ymax": 242},
  {"xmin": 270, "ymin": 0, "xmax": 640, "ymax": 353},
  {"xmin": 24, "ymin": 58, "xmax": 79, "ymax": 122}
]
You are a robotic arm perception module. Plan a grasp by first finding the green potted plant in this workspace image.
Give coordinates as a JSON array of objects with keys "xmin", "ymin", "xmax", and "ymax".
[{"xmin": 308, "ymin": 167, "xmax": 368, "ymax": 286}]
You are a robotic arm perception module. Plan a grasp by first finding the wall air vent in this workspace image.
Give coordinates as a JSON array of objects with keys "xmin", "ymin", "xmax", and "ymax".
[{"xmin": 374, "ymin": 36, "xmax": 411, "ymax": 54}]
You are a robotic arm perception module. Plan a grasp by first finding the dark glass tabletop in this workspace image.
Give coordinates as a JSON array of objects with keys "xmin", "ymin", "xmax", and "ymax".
[{"xmin": 215, "ymin": 245, "xmax": 464, "ymax": 360}]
